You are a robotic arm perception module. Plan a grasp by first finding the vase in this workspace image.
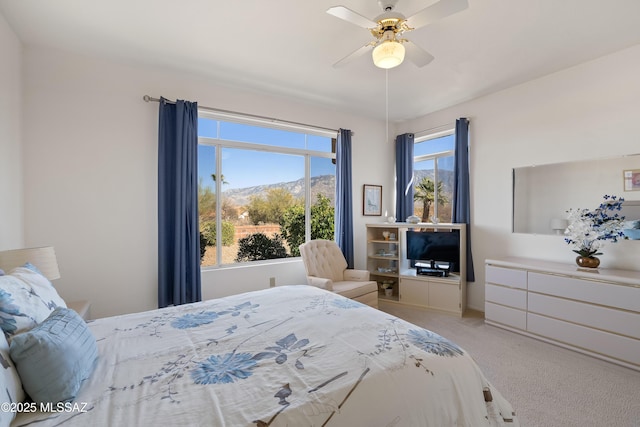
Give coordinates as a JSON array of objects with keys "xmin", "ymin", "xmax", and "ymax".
[{"xmin": 576, "ymin": 256, "xmax": 600, "ymax": 268}]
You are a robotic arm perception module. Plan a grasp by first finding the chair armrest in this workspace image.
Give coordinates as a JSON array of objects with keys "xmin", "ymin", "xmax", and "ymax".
[
  {"xmin": 307, "ymin": 276, "xmax": 333, "ymax": 291},
  {"xmin": 343, "ymin": 269, "xmax": 370, "ymax": 281}
]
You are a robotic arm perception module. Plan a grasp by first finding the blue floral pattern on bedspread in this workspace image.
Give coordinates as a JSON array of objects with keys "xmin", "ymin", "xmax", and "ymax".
[
  {"xmin": 114, "ymin": 301, "xmax": 260, "ymax": 338},
  {"xmin": 407, "ymin": 328, "xmax": 464, "ymax": 357},
  {"xmin": 171, "ymin": 311, "xmax": 219, "ymax": 329},
  {"xmin": 13, "ymin": 286, "xmax": 517, "ymax": 427},
  {"xmin": 331, "ymin": 298, "xmax": 363, "ymax": 309},
  {"xmin": 192, "ymin": 352, "xmax": 257, "ymax": 384}
]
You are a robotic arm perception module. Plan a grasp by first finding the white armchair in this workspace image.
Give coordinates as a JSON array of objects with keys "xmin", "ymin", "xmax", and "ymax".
[{"xmin": 299, "ymin": 240, "xmax": 378, "ymax": 308}]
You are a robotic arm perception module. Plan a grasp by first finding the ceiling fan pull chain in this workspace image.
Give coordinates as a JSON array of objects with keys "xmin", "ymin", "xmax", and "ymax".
[{"xmin": 386, "ymin": 69, "xmax": 389, "ymax": 143}]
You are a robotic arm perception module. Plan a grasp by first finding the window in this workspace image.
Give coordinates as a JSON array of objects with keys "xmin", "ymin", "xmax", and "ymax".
[
  {"xmin": 413, "ymin": 131, "xmax": 455, "ymax": 223},
  {"xmin": 198, "ymin": 116, "xmax": 336, "ymax": 267}
]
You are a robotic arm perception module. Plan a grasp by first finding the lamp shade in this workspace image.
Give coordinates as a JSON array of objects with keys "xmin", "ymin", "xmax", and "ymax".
[
  {"xmin": 372, "ymin": 40, "xmax": 405, "ymax": 69},
  {"xmin": 0, "ymin": 246, "xmax": 61, "ymax": 280},
  {"xmin": 550, "ymin": 218, "xmax": 569, "ymax": 234}
]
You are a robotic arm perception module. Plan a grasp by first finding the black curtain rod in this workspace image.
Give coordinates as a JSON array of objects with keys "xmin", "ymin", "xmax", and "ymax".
[{"xmin": 143, "ymin": 95, "xmax": 345, "ymax": 135}]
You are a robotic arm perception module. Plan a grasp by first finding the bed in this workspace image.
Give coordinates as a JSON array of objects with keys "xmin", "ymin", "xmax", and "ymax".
[{"xmin": 8, "ymin": 285, "xmax": 518, "ymax": 426}]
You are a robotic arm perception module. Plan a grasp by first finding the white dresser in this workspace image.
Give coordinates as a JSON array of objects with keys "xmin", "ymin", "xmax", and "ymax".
[{"xmin": 485, "ymin": 257, "xmax": 640, "ymax": 371}]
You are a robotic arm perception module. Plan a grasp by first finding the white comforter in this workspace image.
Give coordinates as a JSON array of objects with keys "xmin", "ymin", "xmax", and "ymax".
[{"xmin": 14, "ymin": 285, "xmax": 517, "ymax": 426}]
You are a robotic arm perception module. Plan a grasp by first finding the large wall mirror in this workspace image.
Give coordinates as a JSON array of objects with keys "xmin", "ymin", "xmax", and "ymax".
[{"xmin": 513, "ymin": 154, "xmax": 640, "ymax": 235}]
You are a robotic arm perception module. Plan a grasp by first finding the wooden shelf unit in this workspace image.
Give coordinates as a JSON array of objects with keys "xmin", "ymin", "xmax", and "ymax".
[{"xmin": 366, "ymin": 223, "xmax": 467, "ymax": 315}]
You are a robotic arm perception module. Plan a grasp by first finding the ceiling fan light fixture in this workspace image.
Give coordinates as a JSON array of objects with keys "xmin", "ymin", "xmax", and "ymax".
[{"xmin": 372, "ymin": 40, "xmax": 405, "ymax": 69}]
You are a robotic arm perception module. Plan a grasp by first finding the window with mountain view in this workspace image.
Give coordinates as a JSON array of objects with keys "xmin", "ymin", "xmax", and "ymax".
[
  {"xmin": 197, "ymin": 117, "xmax": 336, "ymax": 267},
  {"xmin": 413, "ymin": 132, "xmax": 455, "ymax": 223}
]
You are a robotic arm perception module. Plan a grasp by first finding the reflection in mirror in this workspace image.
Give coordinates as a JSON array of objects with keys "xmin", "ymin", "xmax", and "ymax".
[{"xmin": 512, "ymin": 154, "xmax": 640, "ymax": 235}]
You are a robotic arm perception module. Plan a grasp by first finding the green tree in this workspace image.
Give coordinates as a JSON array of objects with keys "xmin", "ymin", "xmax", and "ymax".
[
  {"xmin": 280, "ymin": 204, "xmax": 305, "ymax": 256},
  {"xmin": 310, "ymin": 194, "xmax": 335, "ymax": 240},
  {"xmin": 414, "ymin": 177, "xmax": 448, "ymax": 222},
  {"xmin": 235, "ymin": 233, "xmax": 288, "ymax": 262},
  {"xmin": 198, "ymin": 178, "xmax": 216, "ymax": 221},
  {"xmin": 211, "ymin": 173, "xmax": 228, "ymax": 185},
  {"xmin": 247, "ymin": 188, "xmax": 296, "ymax": 225},
  {"xmin": 201, "ymin": 220, "xmax": 235, "ymax": 247},
  {"xmin": 280, "ymin": 194, "xmax": 335, "ymax": 256}
]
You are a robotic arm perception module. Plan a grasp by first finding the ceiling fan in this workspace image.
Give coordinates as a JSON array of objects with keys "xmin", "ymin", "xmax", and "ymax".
[{"xmin": 327, "ymin": 0, "xmax": 468, "ymax": 69}]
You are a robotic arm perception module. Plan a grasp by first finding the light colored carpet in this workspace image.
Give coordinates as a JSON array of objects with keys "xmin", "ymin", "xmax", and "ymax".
[{"xmin": 379, "ymin": 301, "xmax": 640, "ymax": 427}]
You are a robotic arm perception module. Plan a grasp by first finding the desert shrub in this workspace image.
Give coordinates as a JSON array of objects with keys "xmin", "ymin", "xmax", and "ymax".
[
  {"xmin": 246, "ymin": 188, "xmax": 297, "ymax": 225},
  {"xmin": 235, "ymin": 233, "xmax": 288, "ymax": 262},
  {"xmin": 199, "ymin": 232, "xmax": 208, "ymax": 261}
]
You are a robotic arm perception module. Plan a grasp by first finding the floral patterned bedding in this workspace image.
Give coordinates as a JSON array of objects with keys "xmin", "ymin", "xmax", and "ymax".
[{"xmin": 13, "ymin": 285, "xmax": 518, "ymax": 426}]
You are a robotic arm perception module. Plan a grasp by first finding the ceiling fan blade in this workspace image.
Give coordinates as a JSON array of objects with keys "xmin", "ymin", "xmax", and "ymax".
[
  {"xmin": 404, "ymin": 41, "xmax": 435, "ymax": 67},
  {"xmin": 327, "ymin": 6, "xmax": 377, "ymax": 29},
  {"xmin": 405, "ymin": 0, "xmax": 468, "ymax": 30},
  {"xmin": 332, "ymin": 43, "xmax": 373, "ymax": 68}
]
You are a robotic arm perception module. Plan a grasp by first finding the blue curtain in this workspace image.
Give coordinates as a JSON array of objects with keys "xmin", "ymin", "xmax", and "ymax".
[
  {"xmin": 335, "ymin": 128, "xmax": 354, "ymax": 268},
  {"xmin": 395, "ymin": 133, "xmax": 415, "ymax": 222},
  {"xmin": 158, "ymin": 97, "xmax": 202, "ymax": 307},
  {"xmin": 453, "ymin": 118, "xmax": 475, "ymax": 282}
]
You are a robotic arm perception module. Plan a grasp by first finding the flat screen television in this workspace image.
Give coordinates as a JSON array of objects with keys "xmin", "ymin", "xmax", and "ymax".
[{"xmin": 406, "ymin": 230, "xmax": 460, "ymax": 272}]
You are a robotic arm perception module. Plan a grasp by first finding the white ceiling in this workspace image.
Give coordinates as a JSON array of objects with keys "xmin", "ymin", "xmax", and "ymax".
[{"xmin": 3, "ymin": 0, "xmax": 640, "ymax": 122}]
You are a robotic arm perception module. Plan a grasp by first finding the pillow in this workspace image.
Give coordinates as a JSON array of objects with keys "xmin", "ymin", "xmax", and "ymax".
[
  {"xmin": 0, "ymin": 333, "xmax": 24, "ymax": 427},
  {"xmin": 0, "ymin": 266, "xmax": 67, "ymax": 336},
  {"xmin": 9, "ymin": 307, "xmax": 97, "ymax": 405}
]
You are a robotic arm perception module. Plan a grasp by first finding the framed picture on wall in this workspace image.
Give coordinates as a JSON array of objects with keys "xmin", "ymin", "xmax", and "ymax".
[
  {"xmin": 363, "ymin": 184, "xmax": 382, "ymax": 216},
  {"xmin": 623, "ymin": 169, "xmax": 640, "ymax": 191}
]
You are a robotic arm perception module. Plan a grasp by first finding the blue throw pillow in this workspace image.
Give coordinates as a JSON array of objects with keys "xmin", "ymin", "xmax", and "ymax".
[{"xmin": 9, "ymin": 307, "xmax": 98, "ymax": 404}]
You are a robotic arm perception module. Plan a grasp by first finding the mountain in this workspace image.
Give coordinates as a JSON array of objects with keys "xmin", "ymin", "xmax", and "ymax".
[
  {"xmin": 222, "ymin": 175, "xmax": 336, "ymax": 207},
  {"xmin": 221, "ymin": 168, "xmax": 451, "ymax": 209}
]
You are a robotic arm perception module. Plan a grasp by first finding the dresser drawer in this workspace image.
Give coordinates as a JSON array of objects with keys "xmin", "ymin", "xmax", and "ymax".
[
  {"xmin": 528, "ymin": 293, "xmax": 640, "ymax": 340},
  {"xmin": 528, "ymin": 272, "xmax": 640, "ymax": 312},
  {"xmin": 485, "ymin": 302, "xmax": 526, "ymax": 330},
  {"xmin": 527, "ymin": 313, "xmax": 640, "ymax": 367},
  {"xmin": 485, "ymin": 283, "xmax": 527, "ymax": 309},
  {"xmin": 486, "ymin": 265, "xmax": 527, "ymax": 289}
]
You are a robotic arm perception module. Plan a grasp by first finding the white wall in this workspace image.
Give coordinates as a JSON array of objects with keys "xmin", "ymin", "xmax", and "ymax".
[
  {"xmin": 401, "ymin": 44, "xmax": 640, "ymax": 310},
  {"xmin": 0, "ymin": 13, "xmax": 23, "ymax": 250},
  {"xmin": 21, "ymin": 46, "xmax": 394, "ymax": 318}
]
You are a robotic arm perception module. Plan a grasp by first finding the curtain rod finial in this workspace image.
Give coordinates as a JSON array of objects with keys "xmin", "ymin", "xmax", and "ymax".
[{"xmin": 143, "ymin": 95, "xmax": 151, "ymax": 102}]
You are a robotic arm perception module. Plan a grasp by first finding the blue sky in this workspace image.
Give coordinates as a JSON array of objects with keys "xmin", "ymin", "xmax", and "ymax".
[
  {"xmin": 197, "ymin": 120, "xmax": 454, "ymax": 190},
  {"xmin": 414, "ymin": 134, "xmax": 455, "ymax": 171},
  {"xmin": 198, "ymin": 119, "xmax": 335, "ymax": 190}
]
